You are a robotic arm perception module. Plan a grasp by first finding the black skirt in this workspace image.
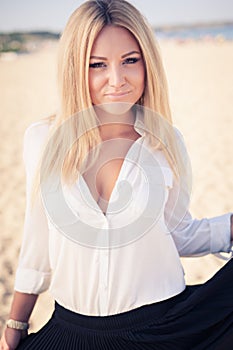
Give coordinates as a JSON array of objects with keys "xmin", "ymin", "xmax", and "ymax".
[{"xmin": 17, "ymin": 259, "xmax": 233, "ymax": 350}]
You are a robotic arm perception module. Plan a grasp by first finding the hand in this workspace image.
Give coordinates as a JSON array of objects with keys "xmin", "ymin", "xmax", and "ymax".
[{"xmin": 0, "ymin": 327, "xmax": 27, "ymax": 350}]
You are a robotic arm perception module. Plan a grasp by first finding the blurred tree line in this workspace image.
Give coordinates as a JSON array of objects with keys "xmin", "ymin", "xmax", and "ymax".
[{"xmin": 0, "ymin": 32, "xmax": 60, "ymax": 53}]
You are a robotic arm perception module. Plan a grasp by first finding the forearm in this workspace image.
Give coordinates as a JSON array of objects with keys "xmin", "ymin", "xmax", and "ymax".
[
  {"xmin": 0, "ymin": 292, "xmax": 38, "ymax": 349},
  {"xmin": 9, "ymin": 291, "xmax": 38, "ymax": 322}
]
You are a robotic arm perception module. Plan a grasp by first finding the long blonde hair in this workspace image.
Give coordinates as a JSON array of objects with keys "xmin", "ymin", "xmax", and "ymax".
[{"xmin": 37, "ymin": 0, "xmax": 186, "ymax": 195}]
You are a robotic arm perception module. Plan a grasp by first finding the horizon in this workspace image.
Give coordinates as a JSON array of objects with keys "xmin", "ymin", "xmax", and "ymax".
[{"xmin": 1, "ymin": 20, "xmax": 233, "ymax": 35}]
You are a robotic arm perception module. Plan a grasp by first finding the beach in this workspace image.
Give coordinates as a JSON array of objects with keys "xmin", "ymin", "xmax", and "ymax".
[{"xmin": 0, "ymin": 39, "xmax": 232, "ymax": 333}]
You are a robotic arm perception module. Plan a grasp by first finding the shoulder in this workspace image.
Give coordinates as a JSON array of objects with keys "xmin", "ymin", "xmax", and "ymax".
[
  {"xmin": 173, "ymin": 126, "xmax": 189, "ymax": 159},
  {"xmin": 23, "ymin": 119, "xmax": 52, "ymax": 171},
  {"xmin": 24, "ymin": 119, "xmax": 51, "ymax": 147},
  {"xmin": 147, "ymin": 127, "xmax": 187, "ymax": 164},
  {"xmin": 173, "ymin": 126, "xmax": 185, "ymax": 144}
]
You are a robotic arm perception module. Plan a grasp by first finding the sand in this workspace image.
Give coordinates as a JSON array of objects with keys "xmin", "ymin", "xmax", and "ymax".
[{"xmin": 0, "ymin": 39, "xmax": 232, "ymax": 333}]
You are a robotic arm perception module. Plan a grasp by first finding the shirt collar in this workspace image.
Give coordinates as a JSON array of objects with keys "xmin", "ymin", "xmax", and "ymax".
[{"xmin": 134, "ymin": 110, "xmax": 145, "ymax": 137}]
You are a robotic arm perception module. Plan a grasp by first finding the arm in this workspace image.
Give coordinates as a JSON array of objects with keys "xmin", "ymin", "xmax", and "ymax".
[
  {"xmin": 14, "ymin": 122, "xmax": 52, "ymax": 294},
  {"xmin": 165, "ymin": 189, "xmax": 232, "ymax": 257},
  {"xmin": 0, "ymin": 123, "xmax": 51, "ymax": 350},
  {"xmin": 1, "ymin": 292, "xmax": 38, "ymax": 350},
  {"xmin": 8, "ymin": 291, "xmax": 38, "ymax": 323},
  {"xmin": 164, "ymin": 129, "xmax": 232, "ymax": 257}
]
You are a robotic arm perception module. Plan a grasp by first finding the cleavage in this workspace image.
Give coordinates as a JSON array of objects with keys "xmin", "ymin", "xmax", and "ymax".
[{"xmin": 82, "ymin": 137, "xmax": 139, "ymax": 214}]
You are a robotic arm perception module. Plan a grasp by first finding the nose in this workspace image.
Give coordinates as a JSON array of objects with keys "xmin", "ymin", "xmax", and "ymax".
[{"xmin": 108, "ymin": 64, "xmax": 126, "ymax": 88}]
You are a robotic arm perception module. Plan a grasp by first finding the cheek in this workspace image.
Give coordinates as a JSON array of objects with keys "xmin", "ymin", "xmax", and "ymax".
[
  {"xmin": 139, "ymin": 73, "xmax": 145, "ymax": 93},
  {"xmin": 89, "ymin": 74, "xmax": 99, "ymax": 102},
  {"xmin": 89, "ymin": 73, "xmax": 96, "ymax": 93},
  {"xmin": 140, "ymin": 66, "xmax": 146, "ymax": 88},
  {"xmin": 133, "ymin": 66, "xmax": 145, "ymax": 94},
  {"xmin": 89, "ymin": 73, "xmax": 105, "ymax": 100}
]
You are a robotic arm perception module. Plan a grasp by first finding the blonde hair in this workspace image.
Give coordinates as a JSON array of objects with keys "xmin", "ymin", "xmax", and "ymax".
[{"xmin": 37, "ymin": 0, "xmax": 185, "ymax": 196}]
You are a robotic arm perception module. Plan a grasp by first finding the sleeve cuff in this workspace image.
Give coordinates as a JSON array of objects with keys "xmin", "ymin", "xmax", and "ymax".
[
  {"xmin": 210, "ymin": 212, "xmax": 232, "ymax": 253},
  {"xmin": 14, "ymin": 267, "xmax": 51, "ymax": 294}
]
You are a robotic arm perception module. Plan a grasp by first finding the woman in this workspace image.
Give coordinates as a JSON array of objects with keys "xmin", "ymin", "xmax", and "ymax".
[{"xmin": 1, "ymin": 0, "xmax": 233, "ymax": 349}]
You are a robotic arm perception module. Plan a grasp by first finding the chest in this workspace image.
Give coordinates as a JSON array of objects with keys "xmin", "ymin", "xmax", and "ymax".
[{"xmin": 82, "ymin": 137, "xmax": 140, "ymax": 214}]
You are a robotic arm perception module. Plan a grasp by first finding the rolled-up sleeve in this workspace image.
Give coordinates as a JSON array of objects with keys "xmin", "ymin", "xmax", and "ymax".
[
  {"xmin": 15, "ymin": 122, "xmax": 52, "ymax": 294},
  {"xmin": 164, "ymin": 128, "xmax": 232, "ymax": 257}
]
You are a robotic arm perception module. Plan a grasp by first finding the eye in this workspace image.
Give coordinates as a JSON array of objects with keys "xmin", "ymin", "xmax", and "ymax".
[
  {"xmin": 89, "ymin": 62, "xmax": 107, "ymax": 69},
  {"xmin": 123, "ymin": 57, "xmax": 141, "ymax": 65}
]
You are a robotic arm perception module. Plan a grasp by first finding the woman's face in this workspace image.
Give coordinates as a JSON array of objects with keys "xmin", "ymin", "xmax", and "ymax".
[{"xmin": 89, "ymin": 25, "xmax": 145, "ymax": 111}]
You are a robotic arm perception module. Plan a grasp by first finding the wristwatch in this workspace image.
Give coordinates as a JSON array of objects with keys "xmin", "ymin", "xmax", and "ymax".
[{"xmin": 6, "ymin": 319, "xmax": 29, "ymax": 330}]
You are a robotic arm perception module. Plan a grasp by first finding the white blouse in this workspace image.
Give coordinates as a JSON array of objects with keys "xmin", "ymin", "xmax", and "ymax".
[{"xmin": 15, "ymin": 114, "xmax": 232, "ymax": 316}]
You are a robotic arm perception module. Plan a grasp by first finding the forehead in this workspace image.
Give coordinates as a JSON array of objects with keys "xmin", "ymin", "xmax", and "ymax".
[{"xmin": 91, "ymin": 25, "xmax": 140, "ymax": 54}]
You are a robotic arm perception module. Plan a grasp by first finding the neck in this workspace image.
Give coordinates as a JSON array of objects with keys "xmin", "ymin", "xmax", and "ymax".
[{"xmin": 94, "ymin": 105, "xmax": 136, "ymax": 139}]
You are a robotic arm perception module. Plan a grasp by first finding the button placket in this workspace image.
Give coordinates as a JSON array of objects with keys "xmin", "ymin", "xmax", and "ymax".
[{"xmin": 99, "ymin": 219, "xmax": 109, "ymax": 315}]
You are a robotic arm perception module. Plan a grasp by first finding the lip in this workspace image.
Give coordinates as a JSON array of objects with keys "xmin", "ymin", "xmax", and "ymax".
[{"xmin": 104, "ymin": 91, "xmax": 131, "ymax": 98}]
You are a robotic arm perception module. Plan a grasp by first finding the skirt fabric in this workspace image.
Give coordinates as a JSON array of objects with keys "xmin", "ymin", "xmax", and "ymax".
[{"xmin": 17, "ymin": 259, "xmax": 233, "ymax": 350}]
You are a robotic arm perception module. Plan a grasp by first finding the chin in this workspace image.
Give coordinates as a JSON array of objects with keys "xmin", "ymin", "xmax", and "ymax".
[{"xmin": 95, "ymin": 102, "xmax": 134, "ymax": 116}]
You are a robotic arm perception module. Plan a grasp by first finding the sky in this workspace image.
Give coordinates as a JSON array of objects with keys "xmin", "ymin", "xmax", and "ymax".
[{"xmin": 0, "ymin": 0, "xmax": 233, "ymax": 33}]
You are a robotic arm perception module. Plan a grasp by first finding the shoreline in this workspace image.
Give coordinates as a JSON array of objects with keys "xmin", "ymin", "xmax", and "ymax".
[{"xmin": 1, "ymin": 34, "xmax": 232, "ymax": 61}]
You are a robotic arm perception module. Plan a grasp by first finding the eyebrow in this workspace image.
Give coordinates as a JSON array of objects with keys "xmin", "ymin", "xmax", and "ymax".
[{"xmin": 90, "ymin": 50, "xmax": 141, "ymax": 60}]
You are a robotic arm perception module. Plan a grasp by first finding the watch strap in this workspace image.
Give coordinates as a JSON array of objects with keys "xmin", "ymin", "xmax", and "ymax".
[{"xmin": 6, "ymin": 319, "xmax": 29, "ymax": 330}]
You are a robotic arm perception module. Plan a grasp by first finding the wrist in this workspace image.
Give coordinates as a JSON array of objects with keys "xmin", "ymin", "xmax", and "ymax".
[{"xmin": 6, "ymin": 319, "xmax": 29, "ymax": 331}]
